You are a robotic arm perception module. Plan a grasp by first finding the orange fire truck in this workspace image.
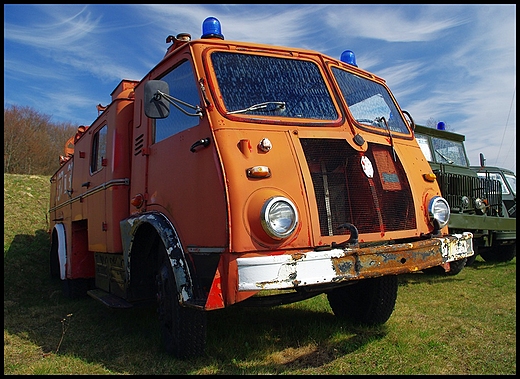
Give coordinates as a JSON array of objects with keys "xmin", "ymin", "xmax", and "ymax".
[{"xmin": 49, "ymin": 17, "xmax": 473, "ymax": 358}]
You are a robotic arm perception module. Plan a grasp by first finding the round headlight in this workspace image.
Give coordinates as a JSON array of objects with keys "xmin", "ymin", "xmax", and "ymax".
[
  {"xmin": 474, "ymin": 198, "xmax": 487, "ymax": 212},
  {"xmin": 460, "ymin": 196, "xmax": 470, "ymax": 209},
  {"xmin": 261, "ymin": 197, "xmax": 298, "ymax": 239},
  {"xmin": 428, "ymin": 196, "xmax": 450, "ymax": 229}
]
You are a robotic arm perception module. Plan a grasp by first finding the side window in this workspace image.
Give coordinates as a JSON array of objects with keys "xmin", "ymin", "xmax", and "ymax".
[
  {"xmin": 415, "ymin": 134, "xmax": 432, "ymax": 161},
  {"xmin": 154, "ymin": 60, "xmax": 200, "ymax": 143},
  {"xmin": 91, "ymin": 125, "xmax": 107, "ymax": 173}
]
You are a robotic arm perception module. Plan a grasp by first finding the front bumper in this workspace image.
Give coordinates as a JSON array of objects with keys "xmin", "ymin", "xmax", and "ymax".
[{"xmin": 237, "ymin": 232, "xmax": 473, "ymax": 291}]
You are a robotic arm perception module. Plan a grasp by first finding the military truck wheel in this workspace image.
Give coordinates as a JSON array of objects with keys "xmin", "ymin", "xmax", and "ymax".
[
  {"xmin": 327, "ymin": 276, "xmax": 398, "ymax": 325},
  {"xmin": 480, "ymin": 243, "xmax": 516, "ymax": 263},
  {"xmin": 156, "ymin": 242, "xmax": 206, "ymax": 359}
]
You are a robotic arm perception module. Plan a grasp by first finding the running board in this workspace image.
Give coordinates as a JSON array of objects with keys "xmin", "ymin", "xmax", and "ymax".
[{"xmin": 87, "ymin": 289, "xmax": 133, "ymax": 309}]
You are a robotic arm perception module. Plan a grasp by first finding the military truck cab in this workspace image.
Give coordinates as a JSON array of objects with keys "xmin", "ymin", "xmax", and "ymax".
[
  {"xmin": 470, "ymin": 155, "xmax": 516, "ymax": 263},
  {"xmin": 415, "ymin": 123, "xmax": 515, "ymax": 269}
]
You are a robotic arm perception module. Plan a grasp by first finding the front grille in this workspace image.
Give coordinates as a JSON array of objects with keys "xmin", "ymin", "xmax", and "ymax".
[
  {"xmin": 435, "ymin": 172, "xmax": 503, "ymax": 217},
  {"xmin": 301, "ymin": 139, "xmax": 416, "ymax": 237}
]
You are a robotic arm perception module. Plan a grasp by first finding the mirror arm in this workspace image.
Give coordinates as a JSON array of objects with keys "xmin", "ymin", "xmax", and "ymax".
[{"xmin": 155, "ymin": 90, "xmax": 203, "ymax": 117}]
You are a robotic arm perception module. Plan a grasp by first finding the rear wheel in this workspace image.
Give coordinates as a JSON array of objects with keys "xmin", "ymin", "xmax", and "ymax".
[
  {"xmin": 62, "ymin": 278, "xmax": 94, "ymax": 299},
  {"xmin": 50, "ymin": 228, "xmax": 93, "ymax": 298},
  {"xmin": 480, "ymin": 243, "xmax": 516, "ymax": 263},
  {"xmin": 49, "ymin": 230, "xmax": 60, "ymax": 278},
  {"xmin": 327, "ymin": 276, "xmax": 398, "ymax": 325},
  {"xmin": 156, "ymin": 242, "xmax": 206, "ymax": 359}
]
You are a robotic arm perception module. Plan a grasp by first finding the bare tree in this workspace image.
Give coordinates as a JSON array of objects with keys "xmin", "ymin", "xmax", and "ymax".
[
  {"xmin": 4, "ymin": 105, "xmax": 78, "ymax": 175},
  {"xmin": 425, "ymin": 117, "xmax": 450, "ymax": 130}
]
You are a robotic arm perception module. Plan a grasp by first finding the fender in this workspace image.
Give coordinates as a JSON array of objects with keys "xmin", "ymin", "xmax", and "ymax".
[
  {"xmin": 120, "ymin": 211, "xmax": 195, "ymax": 305},
  {"xmin": 53, "ymin": 223, "xmax": 67, "ymax": 280}
]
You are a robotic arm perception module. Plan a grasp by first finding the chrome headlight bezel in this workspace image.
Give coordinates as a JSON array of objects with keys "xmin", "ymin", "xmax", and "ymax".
[
  {"xmin": 260, "ymin": 196, "xmax": 298, "ymax": 240},
  {"xmin": 428, "ymin": 196, "xmax": 450, "ymax": 229}
]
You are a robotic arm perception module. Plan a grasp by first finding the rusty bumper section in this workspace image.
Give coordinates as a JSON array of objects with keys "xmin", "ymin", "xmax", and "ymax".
[{"xmin": 237, "ymin": 232, "xmax": 473, "ymax": 291}]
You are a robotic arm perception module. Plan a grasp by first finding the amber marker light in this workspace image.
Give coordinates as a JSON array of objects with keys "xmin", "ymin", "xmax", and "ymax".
[
  {"xmin": 247, "ymin": 166, "xmax": 271, "ymax": 178},
  {"xmin": 423, "ymin": 173, "xmax": 437, "ymax": 182}
]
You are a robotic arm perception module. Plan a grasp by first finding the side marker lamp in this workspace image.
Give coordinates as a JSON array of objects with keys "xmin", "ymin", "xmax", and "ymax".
[
  {"xmin": 131, "ymin": 193, "xmax": 144, "ymax": 208},
  {"xmin": 247, "ymin": 166, "xmax": 271, "ymax": 178},
  {"xmin": 423, "ymin": 173, "xmax": 437, "ymax": 182}
]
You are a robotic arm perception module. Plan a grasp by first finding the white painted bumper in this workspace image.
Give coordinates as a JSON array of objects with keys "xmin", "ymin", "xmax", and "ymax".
[{"xmin": 237, "ymin": 232, "xmax": 473, "ymax": 291}]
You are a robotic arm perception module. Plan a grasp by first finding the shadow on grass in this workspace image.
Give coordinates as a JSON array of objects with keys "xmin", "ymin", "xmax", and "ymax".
[
  {"xmin": 397, "ymin": 257, "xmax": 515, "ymax": 287},
  {"xmin": 4, "ymin": 231, "xmax": 388, "ymax": 374}
]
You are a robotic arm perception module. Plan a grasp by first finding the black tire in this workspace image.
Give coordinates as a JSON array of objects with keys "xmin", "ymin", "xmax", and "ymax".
[
  {"xmin": 49, "ymin": 233, "xmax": 60, "ymax": 278},
  {"xmin": 446, "ymin": 258, "xmax": 467, "ymax": 275},
  {"xmin": 480, "ymin": 243, "xmax": 516, "ymax": 263},
  {"xmin": 465, "ymin": 252, "xmax": 477, "ymax": 267},
  {"xmin": 327, "ymin": 276, "xmax": 398, "ymax": 326},
  {"xmin": 50, "ymin": 252, "xmax": 60, "ymax": 278},
  {"xmin": 423, "ymin": 258, "xmax": 467, "ymax": 276},
  {"xmin": 62, "ymin": 278, "xmax": 94, "ymax": 299},
  {"xmin": 156, "ymin": 242, "xmax": 206, "ymax": 359},
  {"xmin": 465, "ymin": 242, "xmax": 482, "ymax": 267}
]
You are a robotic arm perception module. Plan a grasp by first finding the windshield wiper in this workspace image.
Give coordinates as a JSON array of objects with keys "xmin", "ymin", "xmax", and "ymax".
[
  {"xmin": 227, "ymin": 101, "xmax": 285, "ymax": 115},
  {"xmin": 376, "ymin": 116, "xmax": 396, "ymax": 161},
  {"xmin": 435, "ymin": 150, "xmax": 454, "ymax": 164}
]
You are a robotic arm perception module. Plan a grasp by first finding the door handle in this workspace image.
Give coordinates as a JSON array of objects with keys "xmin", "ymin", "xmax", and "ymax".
[{"xmin": 190, "ymin": 138, "xmax": 211, "ymax": 152}]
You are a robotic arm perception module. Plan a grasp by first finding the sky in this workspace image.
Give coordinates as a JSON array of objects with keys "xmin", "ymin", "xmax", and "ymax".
[{"xmin": 4, "ymin": 4, "xmax": 516, "ymax": 172}]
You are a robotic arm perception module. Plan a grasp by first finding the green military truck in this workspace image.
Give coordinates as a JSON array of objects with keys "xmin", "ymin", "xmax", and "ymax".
[
  {"xmin": 414, "ymin": 123, "xmax": 516, "ymax": 273},
  {"xmin": 470, "ymin": 157, "xmax": 516, "ymax": 263}
]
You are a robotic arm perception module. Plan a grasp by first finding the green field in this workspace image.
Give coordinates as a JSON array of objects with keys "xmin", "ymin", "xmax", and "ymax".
[{"xmin": 4, "ymin": 173, "xmax": 516, "ymax": 374}]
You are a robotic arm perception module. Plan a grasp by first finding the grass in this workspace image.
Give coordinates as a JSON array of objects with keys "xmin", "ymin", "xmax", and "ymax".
[{"xmin": 4, "ymin": 173, "xmax": 516, "ymax": 374}]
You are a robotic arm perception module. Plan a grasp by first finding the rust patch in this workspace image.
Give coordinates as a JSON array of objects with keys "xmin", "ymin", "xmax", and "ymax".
[{"xmin": 331, "ymin": 240, "xmax": 443, "ymax": 281}]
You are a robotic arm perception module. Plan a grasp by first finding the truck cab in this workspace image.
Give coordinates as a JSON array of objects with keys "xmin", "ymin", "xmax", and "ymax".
[
  {"xmin": 49, "ymin": 17, "xmax": 474, "ymax": 359},
  {"xmin": 415, "ymin": 123, "xmax": 516, "ymax": 269},
  {"xmin": 470, "ymin": 159, "xmax": 516, "ymax": 262}
]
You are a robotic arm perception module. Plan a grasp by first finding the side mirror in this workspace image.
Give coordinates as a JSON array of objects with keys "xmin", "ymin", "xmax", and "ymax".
[
  {"xmin": 479, "ymin": 152, "xmax": 486, "ymax": 167},
  {"xmin": 144, "ymin": 80, "xmax": 170, "ymax": 119}
]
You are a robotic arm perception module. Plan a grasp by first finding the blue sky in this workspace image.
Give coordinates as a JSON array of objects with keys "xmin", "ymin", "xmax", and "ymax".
[{"xmin": 4, "ymin": 4, "xmax": 516, "ymax": 172}]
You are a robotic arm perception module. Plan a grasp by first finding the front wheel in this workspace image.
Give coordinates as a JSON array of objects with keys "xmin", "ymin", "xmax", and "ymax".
[
  {"xmin": 480, "ymin": 243, "xmax": 516, "ymax": 263},
  {"xmin": 156, "ymin": 242, "xmax": 206, "ymax": 359},
  {"xmin": 423, "ymin": 258, "xmax": 467, "ymax": 276},
  {"xmin": 327, "ymin": 276, "xmax": 398, "ymax": 325}
]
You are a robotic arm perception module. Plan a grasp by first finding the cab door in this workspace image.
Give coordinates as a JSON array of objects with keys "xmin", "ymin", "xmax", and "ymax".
[{"xmin": 143, "ymin": 56, "xmax": 228, "ymax": 248}]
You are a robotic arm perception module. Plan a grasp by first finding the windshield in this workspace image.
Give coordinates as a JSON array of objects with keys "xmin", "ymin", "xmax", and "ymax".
[
  {"xmin": 331, "ymin": 67, "xmax": 409, "ymax": 134},
  {"xmin": 430, "ymin": 136, "xmax": 467, "ymax": 166},
  {"xmin": 211, "ymin": 52, "xmax": 338, "ymax": 120},
  {"xmin": 477, "ymin": 172, "xmax": 516, "ymax": 196},
  {"xmin": 505, "ymin": 173, "xmax": 516, "ymax": 196}
]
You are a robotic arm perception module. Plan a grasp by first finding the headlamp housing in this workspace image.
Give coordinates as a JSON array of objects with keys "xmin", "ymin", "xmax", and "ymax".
[{"xmin": 260, "ymin": 196, "xmax": 298, "ymax": 240}]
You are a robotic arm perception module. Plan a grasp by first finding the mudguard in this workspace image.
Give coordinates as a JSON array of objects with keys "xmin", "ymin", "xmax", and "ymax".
[
  {"xmin": 120, "ymin": 211, "xmax": 195, "ymax": 304},
  {"xmin": 53, "ymin": 223, "xmax": 67, "ymax": 280}
]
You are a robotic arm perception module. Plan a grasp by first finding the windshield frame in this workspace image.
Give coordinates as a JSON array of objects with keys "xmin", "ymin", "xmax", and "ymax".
[
  {"xmin": 204, "ymin": 48, "xmax": 343, "ymax": 126},
  {"xmin": 415, "ymin": 132, "xmax": 469, "ymax": 166},
  {"xmin": 328, "ymin": 63, "xmax": 413, "ymax": 137}
]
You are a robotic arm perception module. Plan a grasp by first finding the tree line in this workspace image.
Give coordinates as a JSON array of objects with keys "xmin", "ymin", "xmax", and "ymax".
[
  {"xmin": 4, "ymin": 105, "xmax": 79, "ymax": 176},
  {"xmin": 4, "ymin": 104, "xmax": 449, "ymax": 177}
]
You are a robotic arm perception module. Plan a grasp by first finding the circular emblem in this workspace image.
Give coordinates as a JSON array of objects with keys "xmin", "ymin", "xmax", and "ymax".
[{"xmin": 361, "ymin": 156, "xmax": 374, "ymax": 178}]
